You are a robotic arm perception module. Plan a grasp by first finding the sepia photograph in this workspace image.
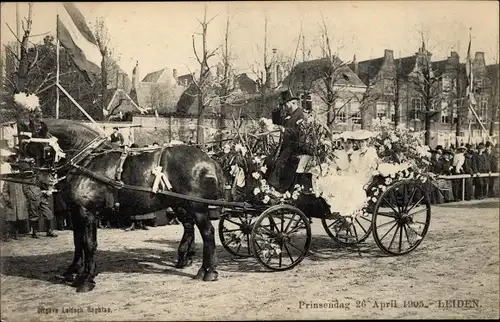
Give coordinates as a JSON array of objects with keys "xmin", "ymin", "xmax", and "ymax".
[{"xmin": 0, "ymin": 1, "xmax": 499, "ymax": 320}]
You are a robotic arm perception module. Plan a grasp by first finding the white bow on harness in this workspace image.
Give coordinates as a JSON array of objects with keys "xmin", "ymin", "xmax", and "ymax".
[{"xmin": 151, "ymin": 166, "xmax": 172, "ymax": 193}]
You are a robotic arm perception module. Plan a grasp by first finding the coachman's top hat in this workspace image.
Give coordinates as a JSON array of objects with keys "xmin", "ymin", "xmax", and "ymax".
[{"xmin": 279, "ymin": 87, "xmax": 299, "ymax": 103}]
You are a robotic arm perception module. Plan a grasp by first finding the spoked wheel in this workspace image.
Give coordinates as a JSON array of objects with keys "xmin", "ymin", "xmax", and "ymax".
[
  {"xmin": 218, "ymin": 211, "xmax": 255, "ymax": 258},
  {"xmin": 372, "ymin": 180, "xmax": 431, "ymax": 255},
  {"xmin": 321, "ymin": 211, "xmax": 373, "ymax": 245},
  {"xmin": 250, "ymin": 204, "xmax": 312, "ymax": 271}
]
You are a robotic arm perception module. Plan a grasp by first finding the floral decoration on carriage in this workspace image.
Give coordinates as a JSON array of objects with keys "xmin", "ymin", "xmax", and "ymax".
[{"xmin": 210, "ymin": 114, "xmax": 434, "ymax": 220}]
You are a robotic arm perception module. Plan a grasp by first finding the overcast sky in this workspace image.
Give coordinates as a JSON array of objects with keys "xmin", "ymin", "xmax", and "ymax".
[{"xmin": 1, "ymin": 1, "xmax": 499, "ymax": 79}]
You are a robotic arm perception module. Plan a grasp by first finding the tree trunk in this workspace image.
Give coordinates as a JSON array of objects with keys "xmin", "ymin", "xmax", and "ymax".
[
  {"xmin": 455, "ymin": 113, "xmax": 461, "ymax": 146},
  {"xmin": 100, "ymin": 55, "xmax": 107, "ymax": 121},
  {"xmin": 218, "ymin": 100, "xmax": 226, "ymax": 147},
  {"xmin": 196, "ymin": 92, "xmax": 204, "ymax": 144},
  {"xmin": 360, "ymin": 108, "xmax": 365, "ymax": 129}
]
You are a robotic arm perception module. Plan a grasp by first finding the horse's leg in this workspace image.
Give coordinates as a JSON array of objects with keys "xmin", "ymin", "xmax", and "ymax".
[
  {"xmin": 76, "ymin": 207, "xmax": 98, "ymax": 293},
  {"xmin": 63, "ymin": 208, "xmax": 84, "ymax": 284},
  {"xmin": 175, "ymin": 207, "xmax": 196, "ymax": 268},
  {"xmin": 193, "ymin": 211, "xmax": 218, "ymax": 282}
]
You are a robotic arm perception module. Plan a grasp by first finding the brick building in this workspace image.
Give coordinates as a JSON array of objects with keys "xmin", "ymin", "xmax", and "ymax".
[{"xmin": 351, "ymin": 47, "xmax": 499, "ymax": 146}]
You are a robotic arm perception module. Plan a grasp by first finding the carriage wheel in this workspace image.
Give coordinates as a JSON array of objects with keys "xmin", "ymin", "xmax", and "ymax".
[
  {"xmin": 321, "ymin": 211, "xmax": 373, "ymax": 245},
  {"xmin": 372, "ymin": 180, "xmax": 431, "ymax": 255},
  {"xmin": 250, "ymin": 204, "xmax": 311, "ymax": 271},
  {"xmin": 218, "ymin": 211, "xmax": 255, "ymax": 258}
]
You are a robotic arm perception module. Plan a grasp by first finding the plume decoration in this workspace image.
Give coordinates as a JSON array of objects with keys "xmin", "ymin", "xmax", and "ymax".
[{"xmin": 14, "ymin": 92, "xmax": 40, "ymax": 112}]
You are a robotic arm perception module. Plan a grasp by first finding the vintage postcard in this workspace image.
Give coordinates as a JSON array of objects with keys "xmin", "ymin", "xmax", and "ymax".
[{"xmin": 0, "ymin": 1, "xmax": 499, "ymax": 321}]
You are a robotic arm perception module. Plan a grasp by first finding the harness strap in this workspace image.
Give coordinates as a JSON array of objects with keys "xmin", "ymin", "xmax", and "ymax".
[{"xmin": 114, "ymin": 146, "xmax": 130, "ymax": 181}]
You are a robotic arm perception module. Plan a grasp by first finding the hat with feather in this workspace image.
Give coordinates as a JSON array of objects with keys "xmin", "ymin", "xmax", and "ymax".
[{"xmin": 14, "ymin": 92, "xmax": 42, "ymax": 120}]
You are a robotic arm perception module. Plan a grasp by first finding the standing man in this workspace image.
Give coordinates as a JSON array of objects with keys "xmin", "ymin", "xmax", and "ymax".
[
  {"xmin": 109, "ymin": 127, "xmax": 124, "ymax": 148},
  {"xmin": 485, "ymin": 141, "xmax": 498, "ymax": 197},
  {"xmin": 473, "ymin": 142, "xmax": 490, "ymax": 200},
  {"xmin": 268, "ymin": 90, "xmax": 309, "ymax": 192},
  {"xmin": 23, "ymin": 174, "xmax": 57, "ymax": 238},
  {"xmin": 463, "ymin": 144, "xmax": 476, "ymax": 201}
]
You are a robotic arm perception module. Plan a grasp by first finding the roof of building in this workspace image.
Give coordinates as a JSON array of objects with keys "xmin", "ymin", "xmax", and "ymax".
[
  {"xmin": 282, "ymin": 57, "xmax": 366, "ymax": 89},
  {"xmin": 349, "ymin": 57, "xmax": 385, "ymax": 84},
  {"xmin": 431, "ymin": 59, "xmax": 448, "ymax": 78},
  {"xmin": 131, "ymin": 82, "xmax": 185, "ymax": 111},
  {"xmin": 142, "ymin": 69, "xmax": 167, "ymax": 83},
  {"xmin": 394, "ymin": 56, "xmax": 417, "ymax": 78},
  {"xmin": 105, "ymin": 88, "xmax": 144, "ymax": 116}
]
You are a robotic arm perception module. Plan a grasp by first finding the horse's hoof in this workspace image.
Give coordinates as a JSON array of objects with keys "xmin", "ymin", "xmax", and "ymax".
[
  {"xmin": 203, "ymin": 270, "xmax": 218, "ymax": 282},
  {"xmin": 175, "ymin": 257, "xmax": 193, "ymax": 269},
  {"xmin": 76, "ymin": 282, "xmax": 95, "ymax": 293},
  {"xmin": 70, "ymin": 276, "xmax": 85, "ymax": 288},
  {"xmin": 62, "ymin": 274, "xmax": 76, "ymax": 283},
  {"xmin": 194, "ymin": 268, "xmax": 206, "ymax": 280}
]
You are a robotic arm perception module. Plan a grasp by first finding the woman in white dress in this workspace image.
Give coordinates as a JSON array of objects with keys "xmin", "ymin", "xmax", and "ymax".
[{"xmin": 314, "ymin": 130, "xmax": 379, "ymax": 215}]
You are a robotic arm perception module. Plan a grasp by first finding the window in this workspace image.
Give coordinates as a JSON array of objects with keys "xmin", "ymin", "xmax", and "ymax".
[
  {"xmin": 335, "ymin": 100, "xmax": 347, "ymax": 124},
  {"xmin": 452, "ymin": 103, "xmax": 458, "ymax": 124},
  {"xmin": 376, "ymin": 102, "xmax": 388, "ymax": 119},
  {"xmin": 480, "ymin": 99, "xmax": 488, "ymax": 121},
  {"xmin": 383, "ymin": 79, "xmax": 393, "ymax": 94},
  {"xmin": 389, "ymin": 104, "xmax": 396, "ymax": 123},
  {"xmin": 350, "ymin": 102, "xmax": 361, "ymax": 125},
  {"xmin": 337, "ymin": 111, "xmax": 347, "ymax": 123},
  {"xmin": 410, "ymin": 98, "xmax": 422, "ymax": 119},
  {"xmin": 440, "ymin": 102, "xmax": 450, "ymax": 124},
  {"xmin": 442, "ymin": 76, "xmax": 451, "ymax": 93}
]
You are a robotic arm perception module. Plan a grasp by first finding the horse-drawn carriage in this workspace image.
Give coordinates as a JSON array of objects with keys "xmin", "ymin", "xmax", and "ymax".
[
  {"xmin": 216, "ymin": 164, "xmax": 431, "ymax": 271},
  {"xmin": 1, "ymin": 116, "xmax": 432, "ymax": 292}
]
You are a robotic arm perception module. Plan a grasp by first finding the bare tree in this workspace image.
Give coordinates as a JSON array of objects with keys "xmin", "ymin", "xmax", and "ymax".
[
  {"xmin": 191, "ymin": 5, "xmax": 220, "ymax": 143},
  {"xmin": 5, "ymin": 3, "xmax": 39, "ymax": 94},
  {"xmin": 91, "ymin": 17, "xmax": 122, "ymax": 120},
  {"xmin": 213, "ymin": 12, "xmax": 237, "ymax": 145},
  {"xmin": 312, "ymin": 17, "xmax": 363, "ymax": 128},
  {"xmin": 408, "ymin": 36, "xmax": 442, "ymax": 145},
  {"xmin": 250, "ymin": 17, "xmax": 280, "ymax": 118},
  {"xmin": 488, "ymin": 63, "xmax": 499, "ymax": 137}
]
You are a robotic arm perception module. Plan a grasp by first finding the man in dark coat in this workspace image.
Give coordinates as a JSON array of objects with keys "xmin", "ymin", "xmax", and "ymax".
[
  {"xmin": 268, "ymin": 91, "xmax": 307, "ymax": 192},
  {"xmin": 109, "ymin": 127, "xmax": 124, "ymax": 148},
  {"xmin": 23, "ymin": 174, "xmax": 57, "ymax": 238},
  {"xmin": 485, "ymin": 142, "xmax": 498, "ymax": 197},
  {"xmin": 462, "ymin": 144, "xmax": 476, "ymax": 201},
  {"xmin": 472, "ymin": 142, "xmax": 490, "ymax": 199}
]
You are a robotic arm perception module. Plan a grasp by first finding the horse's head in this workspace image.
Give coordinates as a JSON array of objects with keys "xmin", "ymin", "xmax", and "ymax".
[{"xmin": 42, "ymin": 119, "xmax": 111, "ymax": 158}]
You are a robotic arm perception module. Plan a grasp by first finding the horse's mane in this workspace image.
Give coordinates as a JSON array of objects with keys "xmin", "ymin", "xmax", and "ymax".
[{"xmin": 43, "ymin": 119, "xmax": 110, "ymax": 153}]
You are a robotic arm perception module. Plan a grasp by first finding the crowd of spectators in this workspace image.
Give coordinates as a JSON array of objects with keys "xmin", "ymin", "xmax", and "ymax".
[{"xmin": 430, "ymin": 141, "xmax": 499, "ymax": 204}]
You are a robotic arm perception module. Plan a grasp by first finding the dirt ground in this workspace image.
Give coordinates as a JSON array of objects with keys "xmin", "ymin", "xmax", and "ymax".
[{"xmin": 1, "ymin": 199, "xmax": 499, "ymax": 321}]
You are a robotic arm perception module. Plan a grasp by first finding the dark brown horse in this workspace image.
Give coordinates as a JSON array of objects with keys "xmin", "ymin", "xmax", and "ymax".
[{"xmin": 34, "ymin": 119, "xmax": 225, "ymax": 292}]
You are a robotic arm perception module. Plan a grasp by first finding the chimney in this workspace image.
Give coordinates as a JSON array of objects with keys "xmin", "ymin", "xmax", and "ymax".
[
  {"xmin": 173, "ymin": 68, "xmax": 178, "ymax": 83},
  {"xmin": 384, "ymin": 49, "xmax": 394, "ymax": 62},
  {"xmin": 132, "ymin": 61, "xmax": 139, "ymax": 89},
  {"xmin": 353, "ymin": 54, "xmax": 359, "ymax": 75}
]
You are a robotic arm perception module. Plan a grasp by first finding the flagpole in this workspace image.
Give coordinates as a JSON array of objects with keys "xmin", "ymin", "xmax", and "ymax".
[
  {"xmin": 465, "ymin": 27, "xmax": 492, "ymax": 142},
  {"xmin": 56, "ymin": 14, "xmax": 60, "ymax": 119}
]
